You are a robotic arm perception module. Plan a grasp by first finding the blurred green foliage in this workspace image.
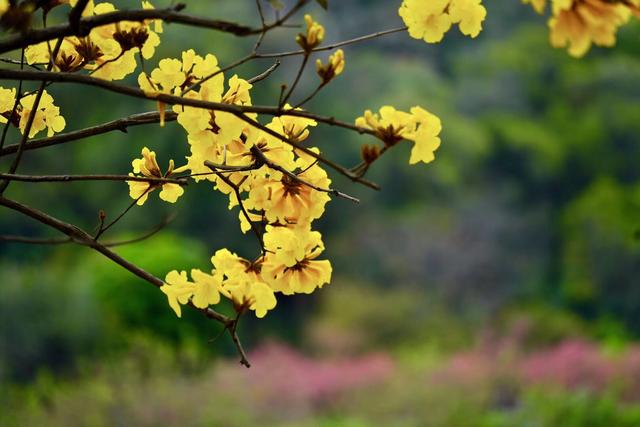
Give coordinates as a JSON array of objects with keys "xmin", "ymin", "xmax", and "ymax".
[{"xmin": 1, "ymin": 0, "xmax": 640, "ymax": 425}]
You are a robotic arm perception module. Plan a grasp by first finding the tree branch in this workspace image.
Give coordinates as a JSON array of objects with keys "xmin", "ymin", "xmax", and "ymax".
[
  {"xmin": 0, "ymin": 111, "xmax": 177, "ymax": 157},
  {"xmin": 0, "ymin": 4, "xmax": 260, "ymax": 54},
  {"xmin": 0, "ymin": 173, "xmax": 188, "ymax": 185},
  {"xmin": 0, "ymin": 195, "xmax": 237, "ymax": 340}
]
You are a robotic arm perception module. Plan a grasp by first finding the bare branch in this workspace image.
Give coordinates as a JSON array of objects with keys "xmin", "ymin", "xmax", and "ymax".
[
  {"xmin": 0, "ymin": 111, "xmax": 177, "ymax": 157},
  {"xmin": 0, "ymin": 173, "xmax": 188, "ymax": 185},
  {"xmin": 247, "ymin": 60, "xmax": 281, "ymax": 84},
  {"xmin": 0, "ymin": 195, "xmax": 233, "ymax": 330},
  {"xmin": 256, "ymin": 26, "xmax": 408, "ymax": 59},
  {"xmin": 0, "ymin": 235, "xmax": 72, "ymax": 244},
  {"xmin": 68, "ymin": 0, "xmax": 91, "ymax": 32}
]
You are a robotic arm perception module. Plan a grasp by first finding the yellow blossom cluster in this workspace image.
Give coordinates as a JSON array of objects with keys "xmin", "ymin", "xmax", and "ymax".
[
  {"xmin": 0, "ymin": 87, "xmax": 66, "ymax": 138},
  {"xmin": 145, "ymin": 49, "xmax": 335, "ymax": 319},
  {"xmin": 296, "ymin": 14, "xmax": 325, "ymax": 52},
  {"xmin": 398, "ymin": 0, "xmax": 487, "ymax": 43},
  {"xmin": 316, "ymin": 49, "xmax": 345, "ymax": 84},
  {"xmin": 127, "ymin": 147, "xmax": 187, "ymax": 205},
  {"xmin": 355, "ymin": 106, "xmax": 442, "ymax": 165},
  {"xmin": 523, "ymin": 0, "xmax": 640, "ymax": 57},
  {"xmin": 25, "ymin": 1, "xmax": 162, "ymax": 80}
]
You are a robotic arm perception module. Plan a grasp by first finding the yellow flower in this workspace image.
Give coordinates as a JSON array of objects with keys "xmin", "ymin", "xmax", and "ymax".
[
  {"xmin": 296, "ymin": 14, "xmax": 325, "ymax": 52},
  {"xmin": 0, "ymin": 87, "xmax": 16, "ymax": 124},
  {"xmin": 211, "ymin": 249, "xmax": 277, "ymax": 318},
  {"xmin": 190, "ymin": 269, "xmax": 222, "ymax": 309},
  {"xmin": 0, "ymin": 0, "xmax": 9, "ymax": 15},
  {"xmin": 19, "ymin": 90, "xmax": 66, "ymax": 138},
  {"xmin": 127, "ymin": 147, "xmax": 186, "ymax": 205},
  {"xmin": 248, "ymin": 161, "xmax": 332, "ymax": 225},
  {"xmin": 263, "ymin": 225, "xmax": 315, "ymax": 267},
  {"xmin": 161, "ymin": 270, "xmax": 195, "ymax": 318},
  {"xmin": 139, "ymin": 50, "xmax": 221, "ymax": 96},
  {"xmin": 399, "ymin": 0, "xmax": 452, "ymax": 43},
  {"xmin": 399, "ymin": 0, "xmax": 487, "ymax": 42},
  {"xmin": 177, "ymin": 74, "xmax": 252, "ymax": 166},
  {"xmin": 408, "ymin": 106, "xmax": 442, "ymax": 164},
  {"xmin": 548, "ymin": 0, "xmax": 631, "ymax": 57},
  {"xmin": 316, "ymin": 49, "xmax": 345, "ymax": 84},
  {"xmin": 262, "ymin": 229, "xmax": 332, "ymax": 295},
  {"xmin": 449, "ymin": 0, "xmax": 487, "ymax": 38},
  {"xmin": 267, "ymin": 106, "xmax": 317, "ymax": 144},
  {"xmin": 356, "ymin": 105, "xmax": 442, "ymax": 165},
  {"xmin": 356, "ymin": 106, "xmax": 415, "ymax": 146},
  {"xmin": 68, "ymin": 1, "xmax": 162, "ymax": 80}
]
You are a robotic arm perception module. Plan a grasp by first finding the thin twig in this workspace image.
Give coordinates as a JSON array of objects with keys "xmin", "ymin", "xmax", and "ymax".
[
  {"xmin": 247, "ymin": 60, "xmax": 281, "ymax": 84},
  {"xmin": 280, "ymin": 54, "xmax": 309, "ymax": 107},
  {"xmin": 0, "ymin": 215, "xmax": 175, "ymax": 247},
  {"xmin": 0, "ymin": 195, "xmax": 232, "ymax": 328},
  {"xmin": 256, "ymin": 26, "xmax": 408, "ymax": 59},
  {"xmin": 0, "ymin": 173, "xmax": 188, "ymax": 185},
  {"xmin": 0, "ymin": 111, "xmax": 177, "ymax": 157},
  {"xmin": 94, "ymin": 188, "xmax": 151, "ymax": 240}
]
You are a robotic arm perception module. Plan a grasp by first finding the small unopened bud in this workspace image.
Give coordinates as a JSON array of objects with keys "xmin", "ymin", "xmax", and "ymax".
[
  {"xmin": 296, "ymin": 14, "xmax": 325, "ymax": 53},
  {"xmin": 316, "ymin": 49, "xmax": 345, "ymax": 84},
  {"xmin": 361, "ymin": 144, "xmax": 381, "ymax": 164}
]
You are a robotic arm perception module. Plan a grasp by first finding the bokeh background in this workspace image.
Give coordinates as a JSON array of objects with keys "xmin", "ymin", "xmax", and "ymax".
[{"xmin": 2, "ymin": 1, "xmax": 640, "ymax": 426}]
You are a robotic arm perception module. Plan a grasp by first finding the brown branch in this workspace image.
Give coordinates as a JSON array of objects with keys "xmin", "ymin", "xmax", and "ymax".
[
  {"xmin": 247, "ymin": 60, "xmax": 281, "ymax": 84},
  {"xmin": 0, "ymin": 195, "xmax": 235, "ymax": 337},
  {"xmin": 0, "ymin": 69, "xmax": 375, "ymax": 136},
  {"xmin": 0, "ymin": 4, "xmax": 261, "ymax": 54},
  {"xmin": 0, "ymin": 173, "xmax": 188, "ymax": 185},
  {"xmin": 0, "ymin": 215, "xmax": 173, "ymax": 247},
  {"xmin": 0, "ymin": 111, "xmax": 177, "ymax": 157},
  {"xmin": 280, "ymin": 53, "xmax": 309, "ymax": 108},
  {"xmin": 0, "ymin": 68, "xmax": 379, "ymax": 188},
  {"xmin": 256, "ymin": 26, "xmax": 408, "ymax": 59},
  {"xmin": 103, "ymin": 215, "xmax": 175, "ymax": 248},
  {"xmin": 68, "ymin": 0, "xmax": 91, "ymax": 32},
  {"xmin": 0, "ymin": 235, "xmax": 72, "ymax": 244}
]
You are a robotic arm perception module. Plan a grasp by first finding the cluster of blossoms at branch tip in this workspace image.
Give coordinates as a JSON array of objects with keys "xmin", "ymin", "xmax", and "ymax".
[
  {"xmin": 523, "ymin": 0, "xmax": 640, "ymax": 57},
  {"xmin": 0, "ymin": 87, "xmax": 65, "ymax": 138},
  {"xmin": 24, "ymin": 1, "xmax": 162, "ymax": 80},
  {"xmin": 356, "ymin": 106, "xmax": 442, "ymax": 165},
  {"xmin": 297, "ymin": 14, "xmax": 325, "ymax": 52},
  {"xmin": 126, "ymin": 6, "xmax": 446, "ymax": 319},
  {"xmin": 399, "ymin": 0, "xmax": 487, "ymax": 43},
  {"xmin": 135, "ymin": 46, "xmax": 337, "ymax": 319}
]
